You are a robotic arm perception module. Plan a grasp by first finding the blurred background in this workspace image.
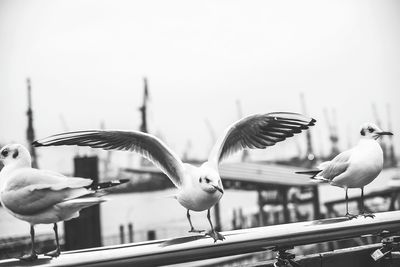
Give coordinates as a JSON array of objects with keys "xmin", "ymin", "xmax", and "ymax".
[{"xmin": 0, "ymin": 0, "xmax": 400, "ymax": 264}]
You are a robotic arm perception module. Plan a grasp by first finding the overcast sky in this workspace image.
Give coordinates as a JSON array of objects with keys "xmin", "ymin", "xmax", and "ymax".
[{"xmin": 0, "ymin": 0, "xmax": 399, "ymax": 173}]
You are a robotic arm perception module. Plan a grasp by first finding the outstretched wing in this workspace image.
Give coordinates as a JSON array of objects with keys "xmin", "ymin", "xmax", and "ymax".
[
  {"xmin": 208, "ymin": 112, "xmax": 316, "ymax": 167},
  {"xmin": 33, "ymin": 130, "xmax": 185, "ymax": 188}
]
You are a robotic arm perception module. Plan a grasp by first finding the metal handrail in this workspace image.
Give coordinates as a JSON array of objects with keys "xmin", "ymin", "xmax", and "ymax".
[{"xmin": 2, "ymin": 211, "xmax": 400, "ymax": 267}]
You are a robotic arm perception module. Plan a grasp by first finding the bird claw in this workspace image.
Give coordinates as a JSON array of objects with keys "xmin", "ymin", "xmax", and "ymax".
[
  {"xmin": 345, "ymin": 213, "xmax": 358, "ymax": 220},
  {"xmin": 189, "ymin": 228, "xmax": 205, "ymax": 233},
  {"xmin": 361, "ymin": 213, "xmax": 375, "ymax": 219},
  {"xmin": 205, "ymin": 230, "xmax": 225, "ymax": 242},
  {"xmin": 19, "ymin": 253, "xmax": 38, "ymax": 262},
  {"xmin": 44, "ymin": 248, "xmax": 61, "ymax": 258}
]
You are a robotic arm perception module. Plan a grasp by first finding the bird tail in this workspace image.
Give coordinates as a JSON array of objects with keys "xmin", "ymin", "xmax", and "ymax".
[
  {"xmin": 86, "ymin": 179, "xmax": 130, "ymax": 190},
  {"xmin": 58, "ymin": 197, "xmax": 109, "ymax": 221},
  {"xmin": 59, "ymin": 197, "xmax": 108, "ymax": 211},
  {"xmin": 85, "ymin": 179, "xmax": 130, "ymax": 196},
  {"xmin": 63, "ymin": 197, "xmax": 108, "ymax": 205},
  {"xmin": 295, "ymin": 169, "xmax": 322, "ymax": 178},
  {"xmin": 310, "ymin": 177, "xmax": 329, "ymax": 183}
]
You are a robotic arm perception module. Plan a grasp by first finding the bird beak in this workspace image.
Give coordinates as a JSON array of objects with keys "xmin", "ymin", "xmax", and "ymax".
[
  {"xmin": 377, "ymin": 131, "xmax": 393, "ymax": 136},
  {"xmin": 212, "ymin": 185, "xmax": 224, "ymax": 194}
]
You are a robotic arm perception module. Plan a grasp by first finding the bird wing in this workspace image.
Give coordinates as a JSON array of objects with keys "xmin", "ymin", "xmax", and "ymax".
[
  {"xmin": 1, "ymin": 168, "xmax": 92, "ymax": 215},
  {"xmin": 319, "ymin": 150, "xmax": 352, "ymax": 181},
  {"xmin": 33, "ymin": 130, "xmax": 185, "ymax": 188},
  {"xmin": 208, "ymin": 112, "xmax": 316, "ymax": 166}
]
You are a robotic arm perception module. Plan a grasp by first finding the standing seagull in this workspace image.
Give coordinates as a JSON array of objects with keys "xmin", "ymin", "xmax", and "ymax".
[
  {"xmin": 0, "ymin": 144, "xmax": 127, "ymax": 261},
  {"xmin": 296, "ymin": 123, "xmax": 393, "ymax": 219},
  {"xmin": 33, "ymin": 112, "xmax": 316, "ymax": 242}
]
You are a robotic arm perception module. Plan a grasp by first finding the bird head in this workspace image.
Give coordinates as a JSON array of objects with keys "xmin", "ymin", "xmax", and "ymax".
[
  {"xmin": 360, "ymin": 123, "xmax": 393, "ymax": 140},
  {"xmin": 198, "ymin": 164, "xmax": 224, "ymax": 194},
  {"xmin": 0, "ymin": 144, "xmax": 31, "ymax": 167}
]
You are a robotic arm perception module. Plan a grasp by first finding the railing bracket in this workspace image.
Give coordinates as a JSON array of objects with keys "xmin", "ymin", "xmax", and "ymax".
[
  {"xmin": 371, "ymin": 233, "xmax": 400, "ymax": 264},
  {"xmin": 273, "ymin": 247, "xmax": 300, "ymax": 267}
]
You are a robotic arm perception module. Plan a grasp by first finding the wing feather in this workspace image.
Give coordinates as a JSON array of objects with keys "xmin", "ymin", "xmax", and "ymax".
[
  {"xmin": 318, "ymin": 150, "xmax": 352, "ymax": 181},
  {"xmin": 1, "ymin": 169, "xmax": 91, "ymax": 215},
  {"xmin": 208, "ymin": 112, "xmax": 316, "ymax": 166},
  {"xmin": 34, "ymin": 130, "xmax": 185, "ymax": 188}
]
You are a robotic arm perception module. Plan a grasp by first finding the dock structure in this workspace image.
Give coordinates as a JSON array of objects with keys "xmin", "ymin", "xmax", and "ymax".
[
  {"xmin": 125, "ymin": 162, "xmax": 321, "ymax": 228},
  {"xmin": 1, "ymin": 211, "xmax": 400, "ymax": 266}
]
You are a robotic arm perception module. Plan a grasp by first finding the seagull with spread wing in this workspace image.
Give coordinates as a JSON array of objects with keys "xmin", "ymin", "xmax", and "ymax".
[
  {"xmin": 34, "ymin": 112, "xmax": 316, "ymax": 242},
  {"xmin": 296, "ymin": 123, "xmax": 393, "ymax": 219},
  {"xmin": 0, "ymin": 144, "xmax": 127, "ymax": 261}
]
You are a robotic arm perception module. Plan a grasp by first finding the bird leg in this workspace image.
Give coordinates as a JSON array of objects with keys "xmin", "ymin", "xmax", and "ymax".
[
  {"xmin": 44, "ymin": 223, "xmax": 61, "ymax": 258},
  {"xmin": 19, "ymin": 225, "xmax": 38, "ymax": 261},
  {"xmin": 205, "ymin": 209, "xmax": 225, "ymax": 242},
  {"xmin": 359, "ymin": 188, "xmax": 375, "ymax": 218},
  {"xmin": 345, "ymin": 188, "xmax": 357, "ymax": 219},
  {"xmin": 187, "ymin": 210, "xmax": 204, "ymax": 233}
]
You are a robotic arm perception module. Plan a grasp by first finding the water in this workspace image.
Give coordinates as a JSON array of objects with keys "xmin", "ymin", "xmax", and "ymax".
[{"xmin": 100, "ymin": 188, "xmax": 258, "ymax": 243}]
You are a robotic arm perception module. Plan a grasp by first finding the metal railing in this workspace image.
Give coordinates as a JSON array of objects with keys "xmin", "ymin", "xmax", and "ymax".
[{"xmin": 1, "ymin": 211, "xmax": 400, "ymax": 267}]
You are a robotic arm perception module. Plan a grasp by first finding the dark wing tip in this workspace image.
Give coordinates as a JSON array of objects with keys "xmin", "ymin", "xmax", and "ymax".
[
  {"xmin": 32, "ymin": 140, "xmax": 42, "ymax": 147},
  {"xmin": 295, "ymin": 170, "xmax": 321, "ymax": 177},
  {"xmin": 114, "ymin": 179, "xmax": 130, "ymax": 185},
  {"xmin": 295, "ymin": 170, "xmax": 311, "ymax": 174},
  {"xmin": 309, "ymin": 118, "xmax": 317, "ymax": 125},
  {"xmin": 87, "ymin": 179, "xmax": 131, "ymax": 190}
]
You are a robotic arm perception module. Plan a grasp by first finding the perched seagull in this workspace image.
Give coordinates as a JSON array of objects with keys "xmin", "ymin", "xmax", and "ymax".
[
  {"xmin": 33, "ymin": 112, "xmax": 316, "ymax": 242},
  {"xmin": 0, "ymin": 144, "xmax": 127, "ymax": 261},
  {"xmin": 296, "ymin": 123, "xmax": 393, "ymax": 219}
]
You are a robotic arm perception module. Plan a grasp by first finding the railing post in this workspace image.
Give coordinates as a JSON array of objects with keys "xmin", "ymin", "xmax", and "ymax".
[
  {"xmin": 282, "ymin": 188, "xmax": 290, "ymax": 223},
  {"xmin": 128, "ymin": 223, "xmax": 134, "ymax": 243},
  {"xmin": 258, "ymin": 190, "xmax": 264, "ymax": 226},
  {"xmin": 119, "ymin": 225, "xmax": 125, "ymax": 244},
  {"xmin": 214, "ymin": 202, "xmax": 221, "ymax": 231},
  {"xmin": 147, "ymin": 230, "xmax": 156, "ymax": 241},
  {"xmin": 312, "ymin": 185, "xmax": 321, "ymax": 219}
]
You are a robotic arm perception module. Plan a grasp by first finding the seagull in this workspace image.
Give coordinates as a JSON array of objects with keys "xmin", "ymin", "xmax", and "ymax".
[
  {"xmin": 0, "ymin": 144, "xmax": 127, "ymax": 261},
  {"xmin": 33, "ymin": 112, "xmax": 316, "ymax": 242},
  {"xmin": 296, "ymin": 122, "xmax": 393, "ymax": 219}
]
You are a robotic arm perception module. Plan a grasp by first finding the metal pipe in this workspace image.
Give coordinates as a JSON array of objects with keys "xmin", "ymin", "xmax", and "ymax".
[{"xmin": 2, "ymin": 211, "xmax": 400, "ymax": 267}]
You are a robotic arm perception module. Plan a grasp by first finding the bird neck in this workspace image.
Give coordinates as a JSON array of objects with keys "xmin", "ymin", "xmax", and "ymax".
[
  {"xmin": 357, "ymin": 138, "xmax": 382, "ymax": 153},
  {"xmin": 3, "ymin": 158, "xmax": 31, "ymax": 170},
  {"xmin": 358, "ymin": 137, "xmax": 377, "ymax": 144}
]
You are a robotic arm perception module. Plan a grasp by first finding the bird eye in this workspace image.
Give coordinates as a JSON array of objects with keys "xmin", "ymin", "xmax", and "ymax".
[
  {"xmin": 199, "ymin": 177, "xmax": 202, "ymax": 183},
  {"xmin": 1, "ymin": 149, "xmax": 8, "ymax": 157},
  {"xmin": 205, "ymin": 178, "xmax": 210, "ymax": 183},
  {"xmin": 368, "ymin": 128, "xmax": 373, "ymax": 133}
]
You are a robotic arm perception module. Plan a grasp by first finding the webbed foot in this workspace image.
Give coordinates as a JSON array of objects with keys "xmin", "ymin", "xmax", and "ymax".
[
  {"xmin": 205, "ymin": 230, "xmax": 225, "ymax": 243},
  {"xmin": 360, "ymin": 212, "xmax": 375, "ymax": 219},
  {"xmin": 19, "ymin": 253, "xmax": 38, "ymax": 262},
  {"xmin": 345, "ymin": 213, "xmax": 358, "ymax": 220}
]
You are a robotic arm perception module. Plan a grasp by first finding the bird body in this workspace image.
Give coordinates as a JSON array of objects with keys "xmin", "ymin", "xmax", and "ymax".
[
  {"xmin": 0, "ymin": 144, "xmax": 127, "ymax": 261},
  {"xmin": 0, "ymin": 161, "xmax": 101, "ymax": 225},
  {"xmin": 296, "ymin": 122, "xmax": 392, "ymax": 218},
  {"xmin": 177, "ymin": 163, "xmax": 223, "ymax": 212},
  {"xmin": 313, "ymin": 138, "xmax": 384, "ymax": 189},
  {"xmin": 34, "ymin": 112, "xmax": 316, "ymax": 241},
  {"xmin": 329, "ymin": 139, "xmax": 383, "ymax": 188}
]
